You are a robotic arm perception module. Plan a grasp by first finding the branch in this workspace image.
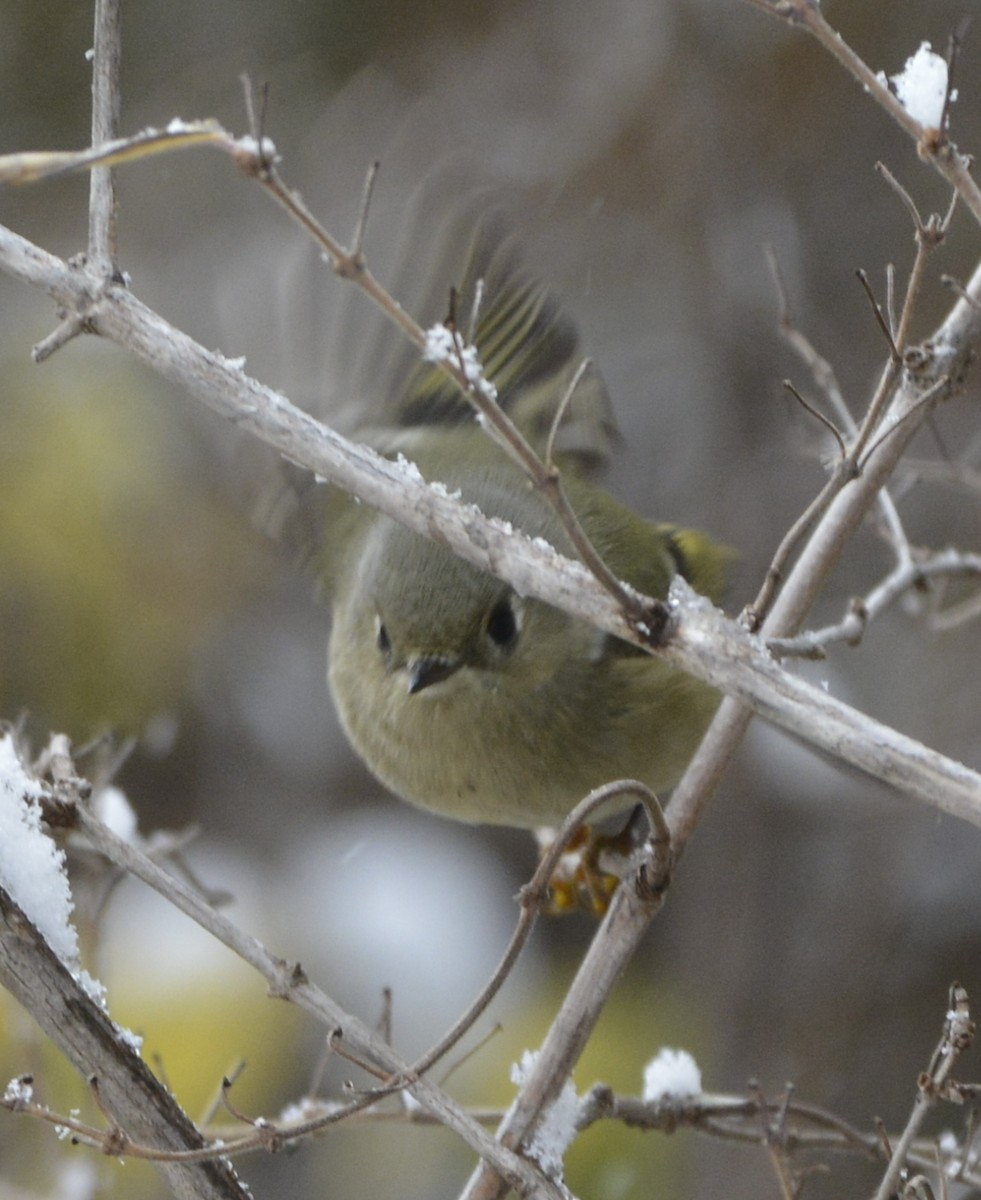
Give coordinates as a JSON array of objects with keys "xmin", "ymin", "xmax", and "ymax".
[
  {"xmin": 747, "ymin": 2, "xmax": 981, "ymax": 229},
  {"xmin": 872, "ymin": 983, "xmax": 975, "ymax": 1200},
  {"xmin": 87, "ymin": 0, "xmax": 121, "ymax": 272},
  {"xmin": 0, "ymin": 884, "xmax": 249, "ymax": 1200},
  {"xmin": 769, "ymin": 549, "xmax": 981, "ymax": 657},
  {"xmin": 668, "ymin": 579, "xmax": 981, "ymax": 824},
  {"xmin": 666, "ymin": 242, "xmax": 981, "ymax": 852}
]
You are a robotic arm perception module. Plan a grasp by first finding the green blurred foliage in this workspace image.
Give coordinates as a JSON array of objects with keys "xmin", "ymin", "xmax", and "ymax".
[{"xmin": 0, "ymin": 356, "xmax": 264, "ymax": 738}]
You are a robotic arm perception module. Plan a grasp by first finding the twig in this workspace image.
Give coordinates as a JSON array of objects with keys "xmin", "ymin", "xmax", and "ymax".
[
  {"xmin": 453, "ymin": 315, "xmax": 652, "ymax": 626},
  {"xmin": 544, "ymin": 357, "xmax": 592, "ymax": 469},
  {"xmin": 865, "ymin": 374, "xmax": 951, "ymax": 455},
  {"xmin": 350, "ymin": 160, "xmax": 380, "ymax": 260},
  {"xmin": 412, "ymin": 787, "xmax": 632, "ymax": 1069},
  {"xmin": 769, "ymin": 548, "xmax": 981, "ymax": 658},
  {"xmin": 459, "ymin": 799, "xmax": 674, "ymax": 1199},
  {"xmin": 782, "ymin": 379, "xmax": 847, "ymax": 461},
  {"xmin": 87, "ymin": 0, "xmax": 121, "ymax": 273},
  {"xmin": 749, "ymin": 1079, "xmax": 798, "ymax": 1200},
  {"xmin": 766, "ymin": 244, "xmax": 911, "ymax": 565},
  {"xmin": 3, "ymin": 1069, "xmax": 406, "ymax": 1165},
  {"xmin": 850, "ymin": 186, "xmax": 952, "ymax": 468},
  {"xmin": 409, "ymin": 779, "xmax": 666, "ymax": 1080},
  {"xmin": 744, "ymin": 458, "xmax": 859, "ymax": 632},
  {"xmin": 32, "ymin": 314, "xmax": 90, "ymax": 363},
  {"xmin": 746, "ymin": 1, "xmax": 981, "ymax": 228},
  {"xmin": 873, "ymin": 985, "xmax": 975, "ymax": 1200},
  {"xmin": 747, "ymin": 175, "xmax": 954, "ymax": 631},
  {"xmin": 673, "ymin": 580, "xmax": 981, "ymax": 823},
  {"xmin": 856, "ymin": 268, "xmax": 902, "ymax": 363},
  {"xmin": 575, "ymin": 1081, "xmax": 981, "ymax": 1185}
]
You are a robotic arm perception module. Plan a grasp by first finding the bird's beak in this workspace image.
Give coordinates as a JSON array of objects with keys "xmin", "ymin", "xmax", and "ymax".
[{"xmin": 407, "ymin": 655, "xmax": 462, "ymax": 695}]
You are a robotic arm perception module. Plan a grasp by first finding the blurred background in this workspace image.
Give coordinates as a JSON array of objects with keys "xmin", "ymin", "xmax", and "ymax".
[{"xmin": 1, "ymin": 1, "xmax": 981, "ymax": 1197}]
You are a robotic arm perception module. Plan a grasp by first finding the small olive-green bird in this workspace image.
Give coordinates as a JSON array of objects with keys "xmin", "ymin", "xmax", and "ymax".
[{"xmin": 265, "ymin": 199, "xmax": 727, "ymax": 829}]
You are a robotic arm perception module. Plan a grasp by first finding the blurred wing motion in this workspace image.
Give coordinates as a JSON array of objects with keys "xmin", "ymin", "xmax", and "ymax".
[
  {"xmin": 257, "ymin": 178, "xmax": 618, "ymax": 577},
  {"xmin": 375, "ymin": 203, "xmax": 616, "ymax": 470}
]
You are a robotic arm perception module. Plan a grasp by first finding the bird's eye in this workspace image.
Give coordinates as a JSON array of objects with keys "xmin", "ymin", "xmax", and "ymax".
[
  {"xmin": 485, "ymin": 598, "xmax": 519, "ymax": 650},
  {"xmin": 376, "ymin": 620, "xmax": 391, "ymax": 658}
]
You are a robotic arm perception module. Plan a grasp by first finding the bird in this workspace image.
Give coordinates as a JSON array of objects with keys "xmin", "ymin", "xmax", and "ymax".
[{"xmin": 261, "ymin": 192, "xmax": 728, "ymax": 832}]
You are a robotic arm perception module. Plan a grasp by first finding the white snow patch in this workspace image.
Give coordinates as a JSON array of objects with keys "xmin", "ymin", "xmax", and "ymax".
[
  {"xmin": 642, "ymin": 1047, "xmax": 702, "ymax": 1102},
  {"xmin": 511, "ymin": 1051, "xmax": 581, "ymax": 1181},
  {"xmin": 879, "ymin": 42, "xmax": 954, "ymax": 127}
]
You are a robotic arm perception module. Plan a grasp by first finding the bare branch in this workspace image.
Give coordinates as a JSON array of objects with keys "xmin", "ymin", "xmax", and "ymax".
[
  {"xmin": 747, "ymin": 213, "xmax": 959, "ymax": 631},
  {"xmin": 747, "ymin": 1, "xmax": 981, "ymax": 228},
  {"xmin": 782, "ymin": 378, "xmax": 847, "ymax": 460},
  {"xmin": 407, "ymin": 781, "xmax": 639, "ymax": 1080},
  {"xmin": 87, "ymin": 0, "xmax": 121, "ymax": 272},
  {"xmin": 0, "ymin": 884, "xmax": 249, "ymax": 1200},
  {"xmin": 872, "ymin": 984, "xmax": 975, "ymax": 1200},
  {"xmin": 766, "ymin": 244, "xmax": 912, "ymax": 565},
  {"xmin": 767, "ymin": 549, "xmax": 981, "ymax": 656}
]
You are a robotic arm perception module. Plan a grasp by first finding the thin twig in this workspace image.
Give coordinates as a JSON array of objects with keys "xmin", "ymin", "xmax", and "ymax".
[
  {"xmin": 544, "ymin": 357, "xmax": 592, "ymax": 469},
  {"xmin": 872, "ymin": 985, "xmax": 975, "ymax": 1200},
  {"xmin": 458, "ymin": 795, "xmax": 674, "ymax": 1200},
  {"xmin": 749, "ymin": 1080, "xmax": 798, "ymax": 1200},
  {"xmin": 748, "ymin": 165, "xmax": 956, "ymax": 631},
  {"xmin": 88, "ymin": 0, "xmax": 121, "ymax": 272},
  {"xmin": 32, "ymin": 315, "xmax": 90, "ymax": 364},
  {"xmin": 350, "ymin": 160, "xmax": 380, "ymax": 259},
  {"xmin": 408, "ymin": 779, "xmax": 662, "ymax": 1079},
  {"xmin": 747, "ymin": 1, "xmax": 981, "ymax": 228},
  {"xmin": 782, "ymin": 379, "xmax": 847, "ymax": 460},
  {"xmin": 856, "ymin": 268, "xmax": 902, "ymax": 363},
  {"xmin": 857, "ymin": 377, "xmax": 951, "ymax": 470},
  {"xmin": 743, "ymin": 458, "xmax": 858, "ymax": 631},
  {"xmin": 766, "ymin": 244, "xmax": 912, "ymax": 565},
  {"xmin": 765, "ymin": 244, "xmax": 854, "ymax": 431}
]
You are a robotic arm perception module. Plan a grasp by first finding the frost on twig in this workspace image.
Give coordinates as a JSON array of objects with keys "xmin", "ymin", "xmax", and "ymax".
[{"xmin": 0, "ymin": 733, "xmax": 109, "ymax": 1012}]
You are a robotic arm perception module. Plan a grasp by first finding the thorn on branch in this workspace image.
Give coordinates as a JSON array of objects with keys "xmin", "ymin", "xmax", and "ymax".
[
  {"xmin": 782, "ymin": 379, "xmax": 847, "ymax": 461},
  {"xmin": 220, "ymin": 1073, "xmax": 287, "ymax": 1151},
  {"xmin": 544, "ymin": 357, "xmax": 592, "ymax": 471},
  {"xmin": 350, "ymin": 160, "xmax": 379, "ymax": 261},
  {"xmin": 940, "ymin": 20, "xmax": 971, "ymax": 138},
  {"xmin": 856, "ymin": 268, "xmax": 901, "ymax": 362},
  {"xmin": 238, "ymin": 75, "xmax": 276, "ymax": 177},
  {"xmin": 876, "ymin": 161, "xmax": 957, "ymax": 249}
]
